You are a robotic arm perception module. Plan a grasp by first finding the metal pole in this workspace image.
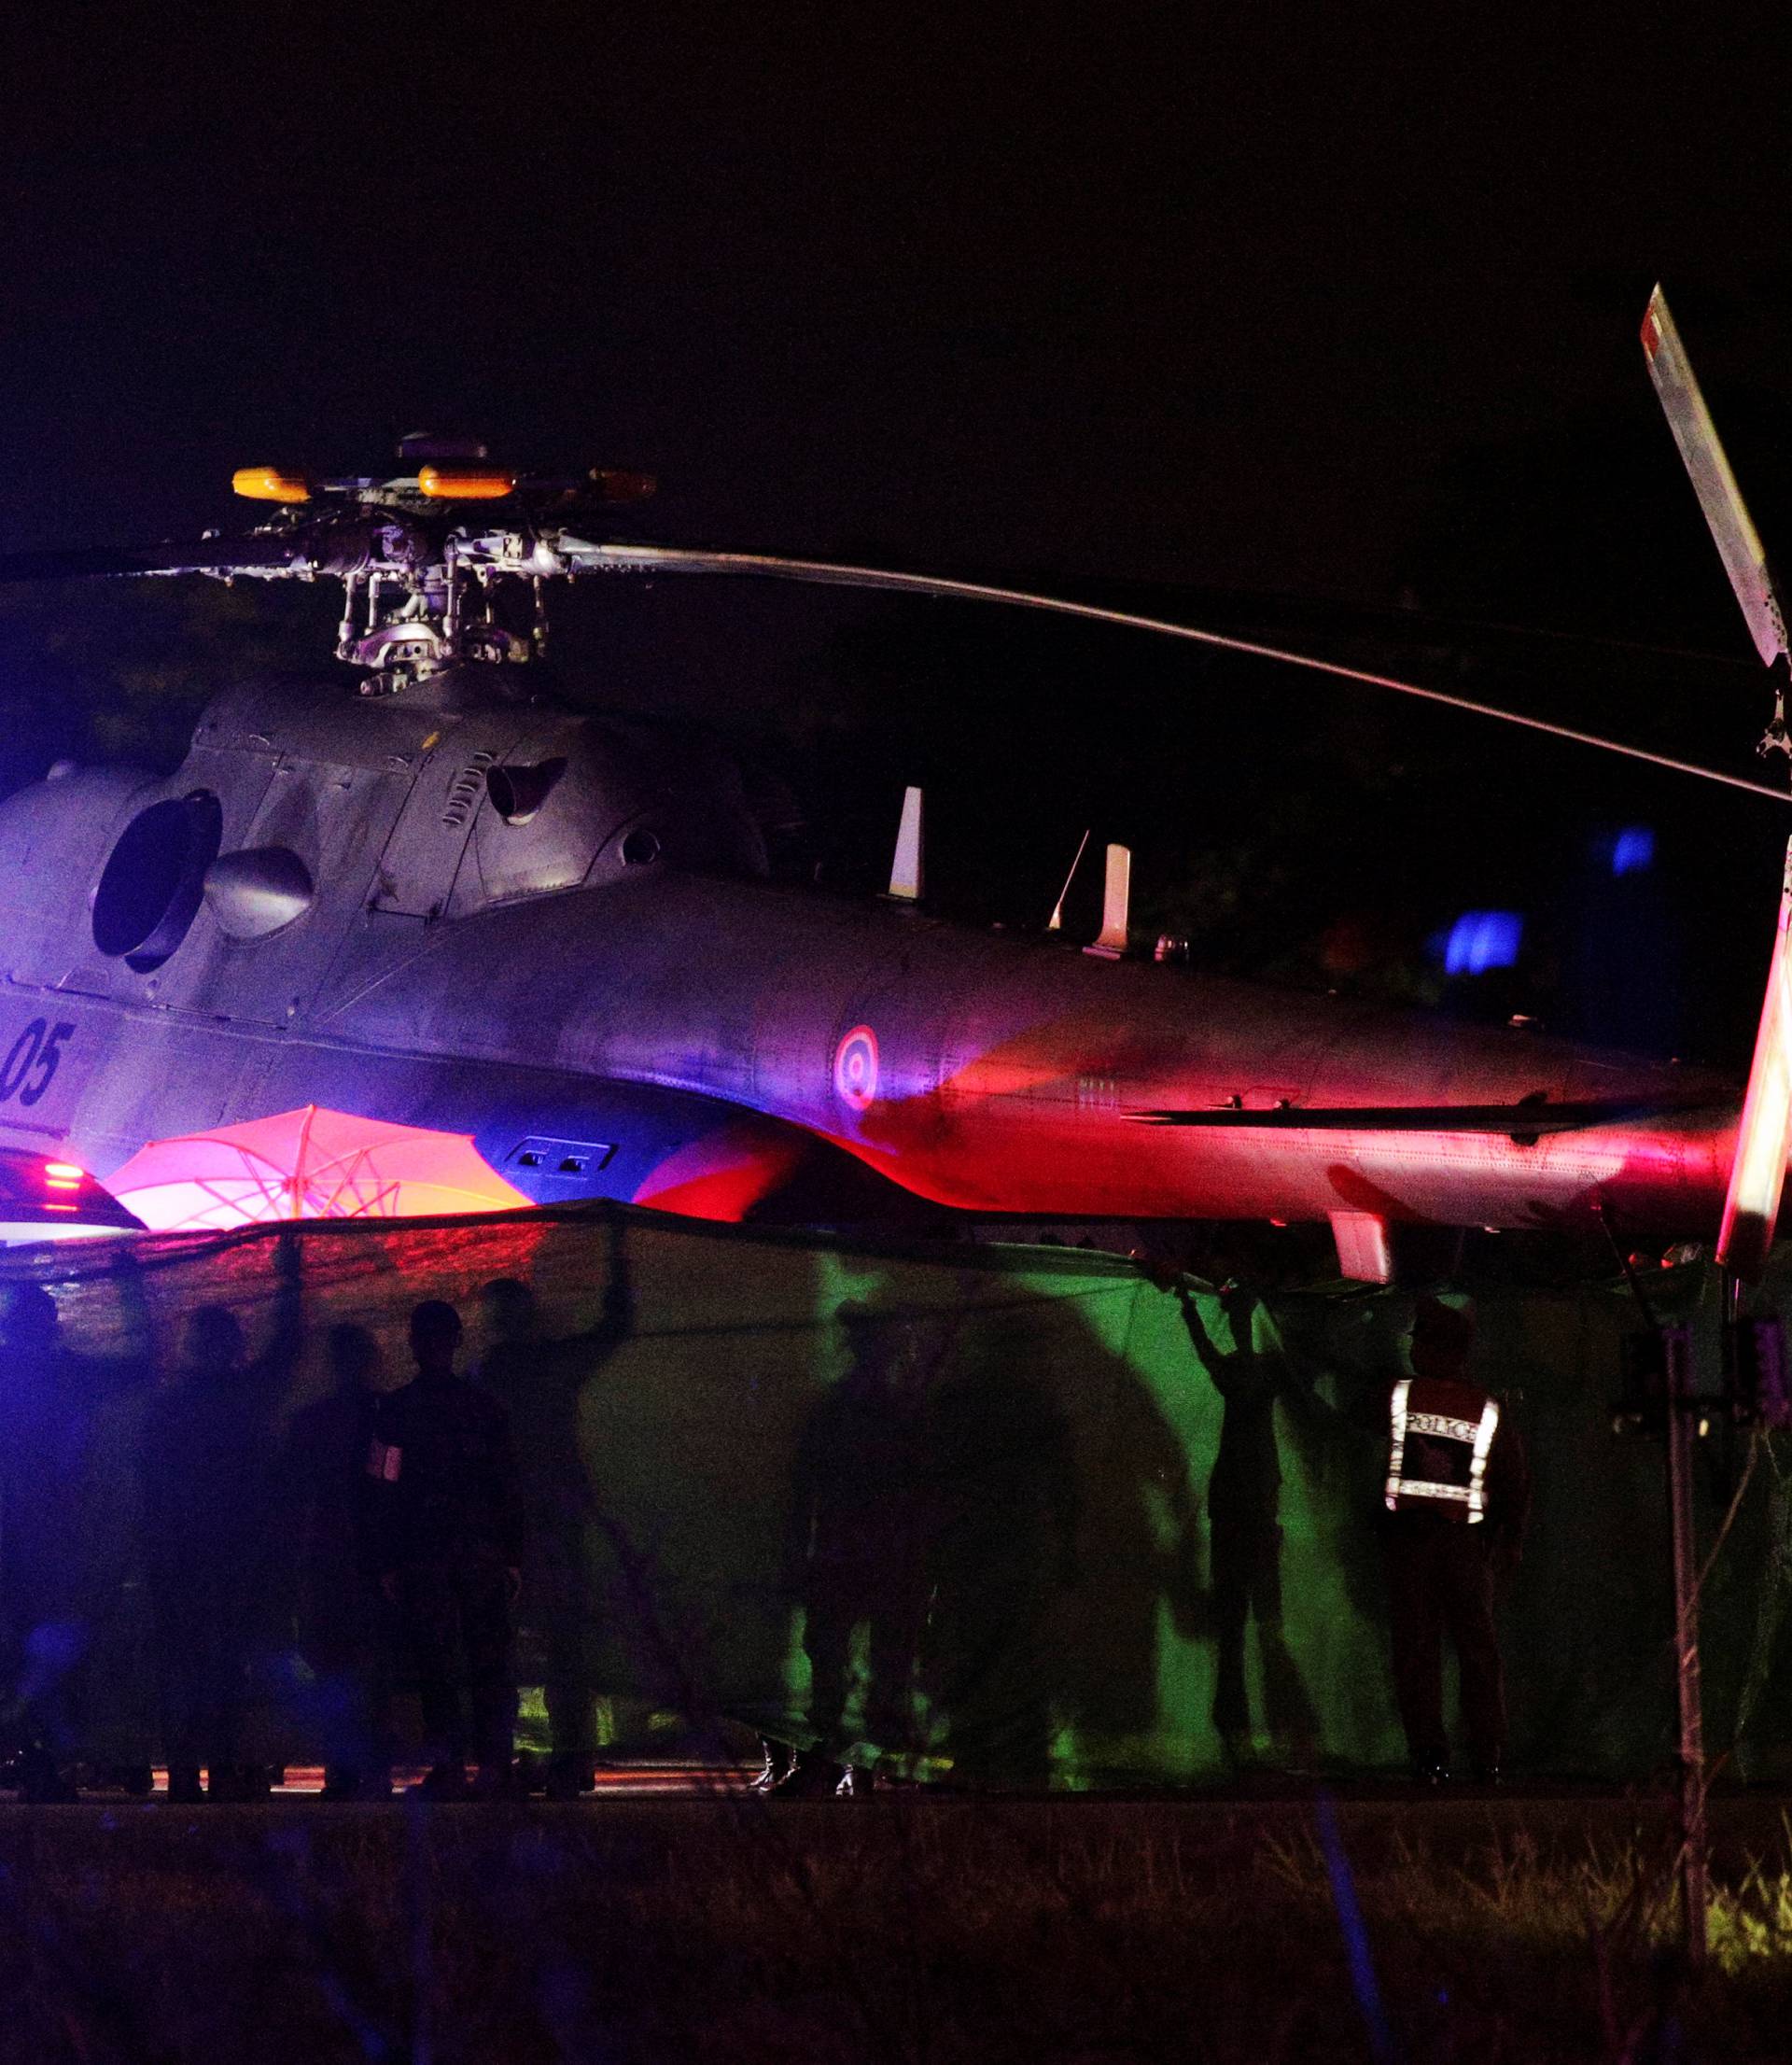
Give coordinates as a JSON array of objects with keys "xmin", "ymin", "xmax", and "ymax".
[{"xmin": 1665, "ymin": 1324, "xmax": 1708, "ymax": 1966}]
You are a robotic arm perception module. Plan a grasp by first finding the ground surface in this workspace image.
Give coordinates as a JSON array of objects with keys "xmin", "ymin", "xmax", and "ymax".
[{"xmin": 2, "ymin": 1774, "xmax": 1791, "ymax": 2063}]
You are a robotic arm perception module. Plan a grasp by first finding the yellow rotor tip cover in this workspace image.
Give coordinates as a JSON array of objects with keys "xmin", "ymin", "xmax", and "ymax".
[
  {"xmin": 231, "ymin": 466, "xmax": 312, "ymax": 503},
  {"xmin": 416, "ymin": 465, "xmax": 517, "ymax": 500}
]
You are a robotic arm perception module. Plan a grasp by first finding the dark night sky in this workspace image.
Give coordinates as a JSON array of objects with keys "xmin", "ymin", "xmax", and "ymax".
[
  {"xmin": 5, "ymin": 5, "xmax": 1792, "ymax": 1059},
  {"xmin": 4, "ymin": 7, "xmax": 1784, "ymax": 582}
]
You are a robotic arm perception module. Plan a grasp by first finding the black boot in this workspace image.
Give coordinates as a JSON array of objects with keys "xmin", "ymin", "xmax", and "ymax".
[
  {"xmin": 544, "ymin": 1754, "xmax": 595, "ymax": 1801},
  {"xmin": 469, "ymin": 1759, "xmax": 524, "ymax": 1800},
  {"xmin": 752, "ymin": 1738, "xmax": 797, "ymax": 1792},
  {"xmin": 18, "ymin": 1749, "xmax": 75, "ymax": 1804},
  {"xmin": 771, "ymin": 1749, "xmax": 848, "ymax": 1798}
]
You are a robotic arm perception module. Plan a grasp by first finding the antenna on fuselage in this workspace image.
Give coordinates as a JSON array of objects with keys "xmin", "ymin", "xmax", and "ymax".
[
  {"xmin": 1084, "ymin": 843, "xmax": 1132, "ymax": 959},
  {"xmin": 886, "ymin": 785, "xmax": 925, "ymax": 901},
  {"xmin": 1046, "ymin": 828, "xmax": 1091, "ymax": 932}
]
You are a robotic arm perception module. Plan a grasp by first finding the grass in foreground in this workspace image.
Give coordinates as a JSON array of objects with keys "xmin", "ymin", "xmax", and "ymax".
[{"xmin": 0, "ymin": 1795, "xmax": 1787, "ymax": 2062}]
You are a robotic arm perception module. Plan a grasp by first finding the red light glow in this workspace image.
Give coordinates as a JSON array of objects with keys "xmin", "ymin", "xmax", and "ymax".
[{"xmin": 631, "ymin": 1120, "xmax": 808, "ymax": 1221}]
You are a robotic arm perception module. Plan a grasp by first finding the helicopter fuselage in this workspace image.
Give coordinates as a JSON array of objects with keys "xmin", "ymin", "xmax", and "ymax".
[{"xmin": 0, "ymin": 667, "xmax": 1743, "ymax": 1262}]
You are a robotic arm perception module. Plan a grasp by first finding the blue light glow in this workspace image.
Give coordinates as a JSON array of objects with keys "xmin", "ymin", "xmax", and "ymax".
[
  {"xmin": 1611, "ymin": 825, "xmax": 1656, "ymax": 877},
  {"xmin": 1444, "ymin": 911, "xmax": 1523, "ymax": 976}
]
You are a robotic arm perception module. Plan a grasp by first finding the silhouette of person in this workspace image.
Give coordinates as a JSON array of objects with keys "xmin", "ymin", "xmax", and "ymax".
[
  {"xmin": 1172, "ymin": 1280, "xmax": 1319, "ymax": 1768},
  {"xmin": 56, "ymin": 1253, "xmax": 159, "ymax": 1799},
  {"xmin": 284, "ymin": 1323, "xmax": 391, "ymax": 1799},
  {"xmin": 778, "ymin": 1301, "xmax": 935, "ymax": 1793},
  {"xmin": 1057, "ymin": 1302, "xmax": 1205, "ymax": 1774},
  {"xmin": 0, "ymin": 1283, "xmax": 91, "ymax": 1799},
  {"xmin": 476, "ymin": 1225, "xmax": 634, "ymax": 1799},
  {"xmin": 923, "ymin": 1309, "xmax": 1080, "ymax": 1790},
  {"xmin": 366, "ymin": 1299, "xmax": 526, "ymax": 1799},
  {"xmin": 140, "ymin": 1234, "xmax": 301, "ymax": 1803}
]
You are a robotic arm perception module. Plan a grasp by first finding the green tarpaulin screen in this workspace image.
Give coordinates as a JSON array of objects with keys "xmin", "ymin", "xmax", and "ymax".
[{"xmin": 2, "ymin": 1207, "xmax": 1788, "ymax": 1787}]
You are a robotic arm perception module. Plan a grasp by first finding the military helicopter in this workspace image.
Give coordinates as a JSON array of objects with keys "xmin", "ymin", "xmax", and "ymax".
[{"xmin": 0, "ymin": 293, "xmax": 1787, "ymax": 1285}]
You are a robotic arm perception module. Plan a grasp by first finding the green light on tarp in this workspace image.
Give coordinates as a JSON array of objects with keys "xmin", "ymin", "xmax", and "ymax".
[{"xmin": 5, "ymin": 1207, "xmax": 1782, "ymax": 1789}]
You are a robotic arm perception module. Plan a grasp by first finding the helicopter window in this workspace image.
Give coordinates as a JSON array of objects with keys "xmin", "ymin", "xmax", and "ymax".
[
  {"xmin": 91, "ymin": 792, "xmax": 224, "ymax": 973},
  {"xmin": 621, "ymin": 829, "xmax": 661, "ymax": 866}
]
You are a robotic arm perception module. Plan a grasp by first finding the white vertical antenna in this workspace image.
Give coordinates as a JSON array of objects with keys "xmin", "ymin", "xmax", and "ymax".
[
  {"xmin": 886, "ymin": 785, "xmax": 924, "ymax": 901},
  {"xmin": 1084, "ymin": 843, "xmax": 1131, "ymax": 959},
  {"xmin": 1046, "ymin": 827, "xmax": 1090, "ymax": 932}
]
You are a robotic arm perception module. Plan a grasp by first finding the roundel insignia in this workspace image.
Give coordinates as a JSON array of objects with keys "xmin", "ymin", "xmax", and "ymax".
[{"xmin": 833, "ymin": 1024, "xmax": 879, "ymax": 1111}]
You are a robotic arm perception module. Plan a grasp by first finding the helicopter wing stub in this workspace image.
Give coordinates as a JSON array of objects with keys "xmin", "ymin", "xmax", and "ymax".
[
  {"xmin": 561, "ymin": 541, "xmax": 1792, "ymax": 807},
  {"xmin": 1642, "ymin": 285, "xmax": 1789, "ymax": 669}
]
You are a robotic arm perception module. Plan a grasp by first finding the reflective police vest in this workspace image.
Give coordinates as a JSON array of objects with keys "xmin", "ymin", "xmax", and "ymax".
[{"xmin": 1385, "ymin": 1375, "xmax": 1501, "ymax": 1523}]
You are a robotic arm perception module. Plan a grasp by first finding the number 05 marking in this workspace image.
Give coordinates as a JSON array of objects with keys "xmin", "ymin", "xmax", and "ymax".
[{"xmin": 0, "ymin": 1020, "xmax": 77, "ymax": 1107}]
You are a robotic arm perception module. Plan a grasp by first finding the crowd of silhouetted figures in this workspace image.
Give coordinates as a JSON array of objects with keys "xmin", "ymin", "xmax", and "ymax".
[
  {"xmin": 0, "ymin": 1242, "xmax": 635, "ymax": 1804},
  {"xmin": 0, "ymin": 1236, "xmax": 1529, "ymax": 1802},
  {"xmin": 761, "ymin": 1278, "xmax": 1526, "ymax": 1796},
  {"xmin": 0, "ymin": 1242, "xmax": 1251, "ymax": 1804}
]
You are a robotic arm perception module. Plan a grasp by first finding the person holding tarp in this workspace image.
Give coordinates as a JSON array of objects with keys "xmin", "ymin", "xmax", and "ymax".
[
  {"xmin": 364, "ymin": 1299, "xmax": 526, "ymax": 1799},
  {"xmin": 284, "ymin": 1323, "xmax": 393, "ymax": 1800},
  {"xmin": 476, "ymin": 1227, "xmax": 634, "ymax": 1800},
  {"xmin": 0, "ymin": 1285, "xmax": 92, "ymax": 1800},
  {"xmin": 1170, "ymin": 1280, "xmax": 1319, "ymax": 1770},
  {"xmin": 1379, "ymin": 1295, "xmax": 1529, "ymax": 1785},
  {"xmin": 140, "ymin": 1235, "xmax": 301, "ymax": 1803},
  {"xmin": 777, "ymin": 1302, "xmax": 937, "ymax": 1796},
  {"xmin": 923, "ymin": 1311, "xmax": 1080, "ymax": 1790}
]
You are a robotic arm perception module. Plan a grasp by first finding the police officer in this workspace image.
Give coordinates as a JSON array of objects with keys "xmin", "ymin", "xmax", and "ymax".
[
  {"xmin": 1379, "ymin": 1296, "xmax": 1529, "ymax": 1784},
  {"xmin": 365, "ymin": 1300, "xmax": 525, "ymax": 1799}
]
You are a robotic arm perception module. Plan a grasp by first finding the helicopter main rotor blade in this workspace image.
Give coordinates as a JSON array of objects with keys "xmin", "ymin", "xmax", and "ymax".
[
  {"xmin": 571, "ymin": 541, "xmax": 1792, "ymax": 807},
  {"xmin": 0, "ymin": 535, "xmax": 324, "ymax": 583},
  {"xmin": 1716, "ymin": 839, "xmax": 1792, "ymax": 1280},
  {"xmin": 1642, "ymin": 286, "xmax": 1789, "ymax": 671}
]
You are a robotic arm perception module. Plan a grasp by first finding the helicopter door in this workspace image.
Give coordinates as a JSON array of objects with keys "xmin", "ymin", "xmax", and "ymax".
[
  {"xmin": 371, "ymin": 728, "xmax": 519, "ymax": 919},
  {"xmin": 190, "ymin": 760, "xmax": 415, "ymax": 1026}
]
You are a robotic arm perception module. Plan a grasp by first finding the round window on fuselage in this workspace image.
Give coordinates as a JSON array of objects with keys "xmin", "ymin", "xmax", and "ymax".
[{"xmin": 91, "ymin": 792, "xmax": 224, "ymax": 973}]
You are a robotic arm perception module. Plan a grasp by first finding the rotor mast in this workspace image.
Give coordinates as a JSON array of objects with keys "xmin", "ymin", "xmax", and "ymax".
[{"xmin": 206, "ymin": 437, "xmax": 658, "ymax": 685}]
